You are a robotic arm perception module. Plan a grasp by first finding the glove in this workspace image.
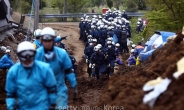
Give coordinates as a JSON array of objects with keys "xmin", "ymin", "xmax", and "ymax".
[
  {"xmin": 89, "ymin": 63, "xmax": 92, "ymax": 68},
  {"xmin": 108, "ymin": 64, "xmax": 110, "ymax": 67},
  {"xmin": 86, "ymin": 59, "xmax": 88, "ymax": 63},
  {"xmin": 72, "ymin": 88, "xmax": 78, "ymax": 100},
  {"xmin": 49, "ymin": 104, "xmax": 56, "ymax": 110}
]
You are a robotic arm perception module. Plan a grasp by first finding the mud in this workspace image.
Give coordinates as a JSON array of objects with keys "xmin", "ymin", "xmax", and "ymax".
[{"xmin": 97, "ymin": 31, "xmax": 184, "ymax": 110}]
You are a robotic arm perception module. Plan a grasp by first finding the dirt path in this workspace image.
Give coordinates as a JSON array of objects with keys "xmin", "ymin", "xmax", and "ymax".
[{"xmin": 44, "ymin": 23, "xmax": 106, "ymax": 107}]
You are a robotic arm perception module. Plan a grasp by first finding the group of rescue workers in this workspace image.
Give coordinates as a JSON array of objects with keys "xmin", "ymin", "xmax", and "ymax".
[
  {"xmin": 79, "ymin": 9, "xmax": 145, "ymax": 80},
  {"xmin": 0, "ymin": 8, "xmax": 146, "ymax": 110}
]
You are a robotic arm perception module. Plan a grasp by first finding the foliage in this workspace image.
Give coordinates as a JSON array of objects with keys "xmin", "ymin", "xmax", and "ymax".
[
  {"xmin": 113, "ymin": 0, "xmax": 124, "ymax": 10},
  {"xmin": 134, "ymin": 0, "xmax": 147, "ymax": 10},
  {"xmin": 67, "ymin": 0, "xmax": 88, "ymax": 13},
  {"xmin": 144, "ymin": 0, "xmax": 184, "ymax": 39},
  {"xmin": 125, "ymin": 0, "xmax": 138, "ymax": 12},
  {"xmin": 51, "ymin": 0, "xmax": 57, "ymax": 9},
  {"xmin": 106, "ymin": 0, "xmax": 113, "ymax": 9},
  {"xmin": 19, "ymin": 0, "xmax": 31, "ymax": 14}
]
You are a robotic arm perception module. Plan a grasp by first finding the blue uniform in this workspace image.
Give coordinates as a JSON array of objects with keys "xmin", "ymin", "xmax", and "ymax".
[
  {"xmin": 5, "ymin": 60, "xmax": 56, "ymax": 110},
  {"xmin": 99, "ymin": 29, "xmax": 107, "ymax": 46},
  {"xmin": 90, "ymin": 52, "xmax": 107, "ymax": 79},
  {"xmin": 104, "ymin": 47, "xmax": 116, "ymax": 75},
  {"xmin": 0, "ymin": 54, "xmax": 14, "ymax": 69},
  {"xmin": 85, "ymin": 46, "xmax": 94, "ymax": 76},
  {"xmin": 35, "ymin": 46, "xmax": 77, "ymax": 108},
  {"xmin": 33, "ymin": 39, "xmax": 42, "ymax": 49}
]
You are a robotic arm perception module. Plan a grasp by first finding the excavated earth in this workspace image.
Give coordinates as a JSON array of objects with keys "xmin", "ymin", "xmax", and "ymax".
[{"xmin": 97, "ymin": 30, "xmax": 184, "ymax": 110}]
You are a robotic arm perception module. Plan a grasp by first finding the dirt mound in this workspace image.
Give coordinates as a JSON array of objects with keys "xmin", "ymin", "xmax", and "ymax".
[{"xmin": 97, "ymin": 31, "xmax": 184, "ymax": 109}]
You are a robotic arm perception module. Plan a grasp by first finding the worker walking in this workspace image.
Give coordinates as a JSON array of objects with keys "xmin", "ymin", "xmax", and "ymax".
[
  {"xmin": 35, "ymin": 27, "xmax": 77, "ymax": 109},
  {"xmin": 5, "ymin": 41, "xmax": 57, "ymax": 110}
]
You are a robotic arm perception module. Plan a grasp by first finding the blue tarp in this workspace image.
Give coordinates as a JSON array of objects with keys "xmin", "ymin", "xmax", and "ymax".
[{"xmin": 139, "ymin": 31, "xmax": 175, "ymax": 62}]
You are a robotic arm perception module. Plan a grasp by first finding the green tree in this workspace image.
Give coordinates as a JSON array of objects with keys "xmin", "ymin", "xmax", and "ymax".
[
  {"xmin": 143, "ymin": 0, "xmax": 184, "ymax": 39},
  {"xmin": 51, "ymin": 0, "xmax": 57, "ymax": 9},
  {"xmin": 20, "ymin": 0, "xmax": 31, "ymax": 14},
  {"xmin": 135, "ymin": 0, "xmax": 147, "ymax": 10},
  {"xmin": 125, "ymin": 0, "xmax": 138, "ymax": 12},
  {"xmin": 113, "ymin": 0, "xmax": 124, "ymax": 10},
  {"xmin": 106, "ymin": 0, "xmax": 113, "ymax": 9},
  {"xmin": 67, "ymin": 0, "xmax": 88, "ymax": 13}
]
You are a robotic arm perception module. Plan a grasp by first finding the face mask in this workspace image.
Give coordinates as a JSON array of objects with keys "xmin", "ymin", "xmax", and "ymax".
[
  {"xmin": 89, "ymin": 43, "xmax": 93, "ymax": 46},
  {"xmin": 108, "ymin": 45, "xmax": 112, "ymax": 48},
  {"xmin": 22, "ymin": 61, "xmax": 34, "ymax": 68}
]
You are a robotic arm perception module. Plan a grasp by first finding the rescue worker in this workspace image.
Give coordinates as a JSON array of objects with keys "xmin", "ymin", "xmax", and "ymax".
[
  {"xmin": 33, "ymin": 29, "xmax": 43, "ymax": 49},
  {"xmin": 5, "ymin": 41, "xmax": 57, "ymax": 110},
  {"xmin": 134, "ymin": 42, "xmax": 144, "ymax": 58},
  {"xmin": 99, "ymin": 26, "xmax": 107, "ymax": 46},
  {"xmin": 89, "ymin": 46, "xmax": 107, "ymax": 80},
  {"xmin": 104, "ymin": 41, "xmax": 116, "ymax": 76},
  {"xmin": 79, "ymin": 18, "xmax": 83, "ymax": 40},
  {"xmin": 54, "ymin": 36, "xmax": 67, "ymax": 50},
  {"xmin": 35, "ymin": 27, "xmax": 77, "ymax": 109},
  {"xmin": 122, "ymin": 10, "xmax": 128, "ymax": 20},
  {"xmin": 127, "ymin": 49, "xmax": 136, "ymax": 66},
  {"xmin": 85, "ymin": 42, "xmax": 94, "ymax": 77},
  {"xmin": 0, "ymin": 49, "xmax": 14, "ymax": 70},
  {"xmin": 121, "ymin": 25, "xmax": 129, "ymax": 53},
  {"xmin": 115, "ymin": 43, "xmax": 122, "ymax": 65}
]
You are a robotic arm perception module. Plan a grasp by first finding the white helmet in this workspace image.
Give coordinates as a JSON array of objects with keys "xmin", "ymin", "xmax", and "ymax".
[
  {"xmin": 94, "ymin": 46, "xmax": 100, "ymax": 51},
  {"xmin": 5, "ymin": 49, "xmax": 10, "ymax": 53},
  {"xmin": 92, "ymin": 38, "xmax": 97, "ymax": 42},
  {"xmin": 97, "ymin": 44, "xmax": 102, "ymax": 49},
  {"xmin": 17, "ymin": 41, "xmax": 36, "ymax": 62},
  {"xmin": 115, "ymin": 43, "xmax": 120, "ymax": 47},
  {"xmin": 107, "ymin": 41, "xmax": 112, "ymax": 45},
  {"xmin": 17, "ymin": 41, "xmax": 35, "ymax": 53},
  {"xmin": 132, "ymin": 44, "xmax": 136, "ymax": 48},
  {"xmin": 112, "ymin": 41, "xmax": 115, "ymax": 45},
  {"xmin": 131, "ymin": 49, "xmax": 134, "ymax": 53},
  {"xmin": 87, "ymin": 35, "xmax": 92, "ymax": 39},
  {"xmin": 41, "ymin": 27, "xmax": 56, "ymax": 40},
  {"xmin": 34, "ymin": 29, "xmax": 42, "ymax": 38}
]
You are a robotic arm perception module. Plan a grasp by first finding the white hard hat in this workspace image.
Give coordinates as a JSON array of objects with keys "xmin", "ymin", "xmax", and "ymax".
[
  {"xmin": 107, "ymin": 41, "xmax": 112, "ymax": 44},
  {"xmin": 5, "ymin": 49, "xmax": 10, "ymax": 53},
  {"xmin": 41, "ymin": 27, "xmax": 56, "ymax": 41},
  {"xmin": 97, "ymin": 44, "xmax": 102, "ymax": 48},
  {"xmin": 94, "ymin": 46, "xmax": 100, "ymax": 51},
  {"xmin": 92, "ymin": 38, "xmax": 97, "ymax": 42},
  {"xmin": 34, "ymin": 29, "xmax": 42, "ymax": 37},
  {"xmin": 132, "ymin": 44, "xmax": 136, "ymax": 48},
  {"xmin": 107, "ymin": 37, "xmax": 112, "ymax": 41},
  {"xmin": 1, "ymin": 46, "xmax": 7, "ymax": 51},
  {"xmin": 131, "ymin": 49, "xmax": 134, "ymax": 53},
  {"xmin": 115, "ymin": 43, "xmax": 120, "ymax": 47},
  {"xmin": 17, "ymin": 41, "xmax": 35, "ymax": 53},
  {"xmin": 87, "ymin": 35, "xmax": 92, "ymax": 38}
]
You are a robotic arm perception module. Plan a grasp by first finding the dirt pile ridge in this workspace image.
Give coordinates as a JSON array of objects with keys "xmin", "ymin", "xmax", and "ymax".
[{"xmin": 97, "ymin": 30, "xmax": 184, "ymax": 110}]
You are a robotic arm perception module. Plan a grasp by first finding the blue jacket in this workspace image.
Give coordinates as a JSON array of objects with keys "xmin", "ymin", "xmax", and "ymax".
[
  {"xmin": 0, "ymin": 54, "xmax": 14, "ymax": 69},
  {"xmin": 107, "ymin": 30, "xmax": 114, "ymax": 37},
  {"xmin": 33, "ymin": 39, "xmax": 42, "ymax": 49},
  {"xmin": 104, "ymin": 47, "xmax": 116, "ymax": 60},
  {"xmin": 85, "ymin": 46, "xmax": 94, "ymax": 60},
  {"xmin": 99, "ymin": 29, "xmax": 107, "ymax": 39},
  {"xmin": 5, "ymin": 60, "xmax": 56, "ymax": 110},
  {"xmin": 35, "ymin": 46, "xmax": 77, "ymax": 108},
  {"xmin": 128, "ymin": 56, "xmax": 136, "ymax": 65},
  {"xmin": 114, "ymin": 29, "xmax": 122, "ymax": 38},
  {"xmin": 90, "ymin": 52, "xmax": 106, "ymax": 66}
]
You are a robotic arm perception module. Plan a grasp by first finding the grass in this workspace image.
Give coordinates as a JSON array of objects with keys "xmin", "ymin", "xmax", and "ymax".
[{"xmin": 129, "ymin": 17, "xmax": 144, "ymax": 45}]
